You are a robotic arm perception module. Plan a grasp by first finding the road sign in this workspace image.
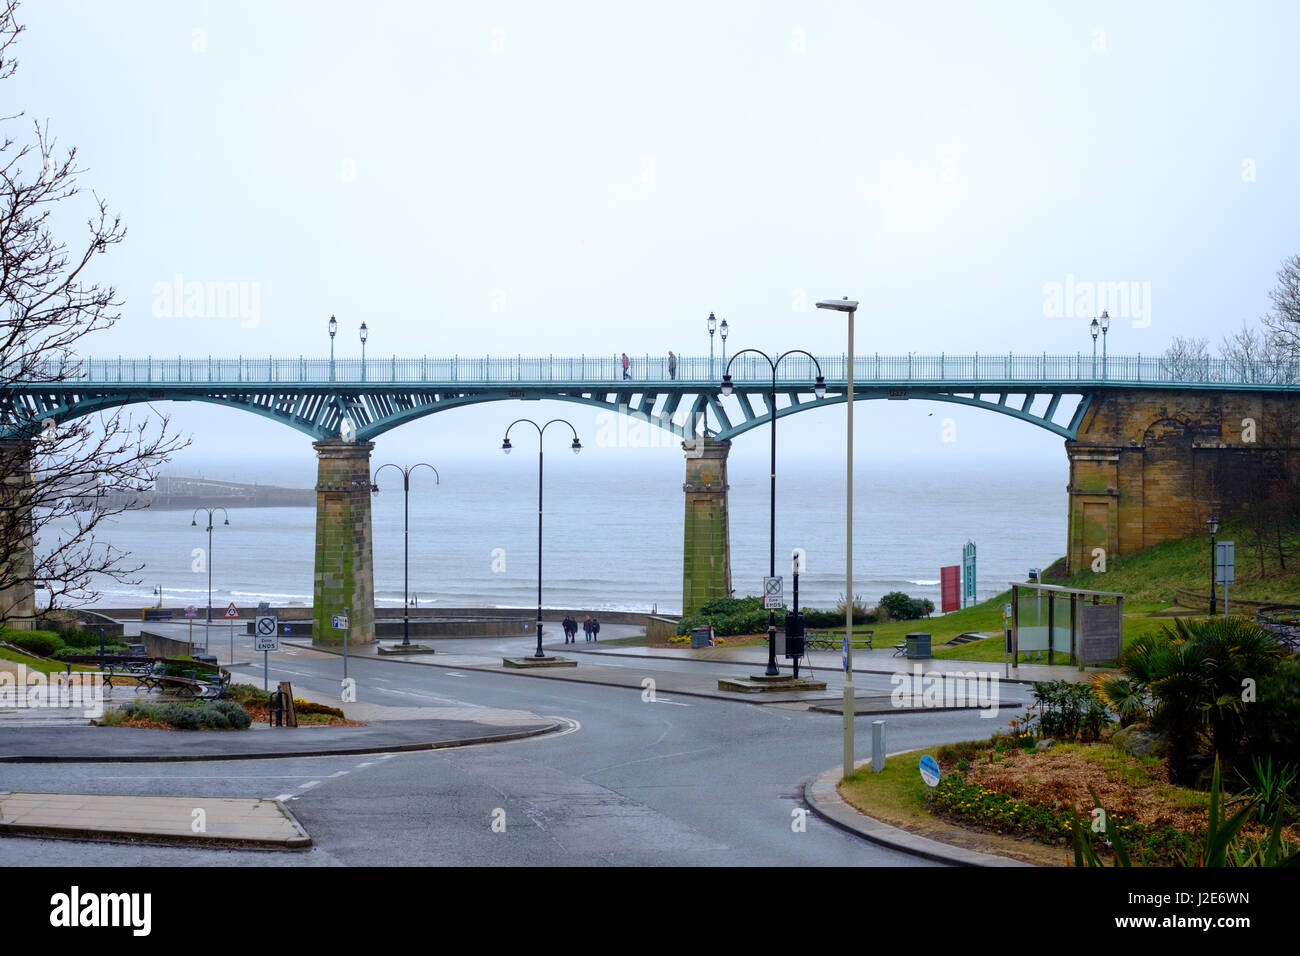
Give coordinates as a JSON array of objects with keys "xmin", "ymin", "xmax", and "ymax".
[
  {"xmin": 1216, "ymin": 541, "xmax": 1235, "ymax": 583},
  {"xmin": 257, "ymin": 601, "xmax": 271, "ymax": 616},
  {"xmin": 332, "ymin": 614, "xmax": 350, "ymax": 630},
  {"xmin": 764, "ymin": 576, "xmax": 784, "ymax": 609},
  {"xmin": 224, "ymin": 602, "xmax": 240, "ymax": 619},
  {"xmin": 919, "ymin": 754, "xmax": 941, "ymax": 788},
  {"xmin": 184, "ymin": 604, "xmax": 197, "ymax": 618},
  {"xmin": 255, "ymin": 615, "xmax": 279, "ymax": 652}
]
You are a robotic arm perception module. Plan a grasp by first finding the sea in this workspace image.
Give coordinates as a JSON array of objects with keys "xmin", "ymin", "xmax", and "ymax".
[{"xmin": 53, "ymin": 457, "xmax": 1065, "ymax": 616}]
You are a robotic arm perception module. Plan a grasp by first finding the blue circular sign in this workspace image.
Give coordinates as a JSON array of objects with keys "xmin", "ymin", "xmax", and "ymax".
[{"xmin": 919, "ymin": 754, "xmax": 941, "ymax": 788}]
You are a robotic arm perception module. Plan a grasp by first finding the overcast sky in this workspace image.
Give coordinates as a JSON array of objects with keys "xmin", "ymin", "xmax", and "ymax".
[{"xmin": 8, "ymin": 0, "xmax": 1299, "ymax": 471}]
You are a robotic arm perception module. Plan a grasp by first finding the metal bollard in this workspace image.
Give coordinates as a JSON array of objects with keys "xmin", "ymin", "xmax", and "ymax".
[{"xmin": 872, "ymin": 720, "xmax": 886, "ymax": 773}]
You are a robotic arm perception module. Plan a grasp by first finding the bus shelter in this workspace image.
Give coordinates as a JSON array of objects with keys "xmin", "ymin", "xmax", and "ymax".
[{"xmin": 1009, "ymin": 582, "xmax": 1125, "ymax": 670}]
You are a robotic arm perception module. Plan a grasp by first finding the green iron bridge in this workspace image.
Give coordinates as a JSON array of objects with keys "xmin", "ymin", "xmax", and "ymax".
[
  {"xmin": 3, "ymin": 352, "xmax": 1295, "ymax": 442},
  {"xmin": 2, "ymin": 352, "xmax": 1298, "ymax": 638}
]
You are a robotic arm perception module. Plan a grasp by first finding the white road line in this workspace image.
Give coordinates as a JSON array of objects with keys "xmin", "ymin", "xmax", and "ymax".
[
  {"xmin": 328, "ymin": 770, "xmax": 349, "ymax": 778},
  {"xmin": 652, "ymin": 697, "xmax": 689, "ymax": 706},
  {"xmin": 445, "ymin": 672, "xmax": 465, "ymax": 677},
  {"xmin": 274, "ymin": 793, "xmax": 295, "ymax": 802},
  {"xmin": 298, "ymin": 780, "xmax": 321, "ymax": 791},
  {"xmin": 355, "ymin": 761, "xmax": 375, "ymax": 768}
]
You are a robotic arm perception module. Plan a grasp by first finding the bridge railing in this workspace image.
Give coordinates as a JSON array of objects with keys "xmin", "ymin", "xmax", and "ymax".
[{"xmin": 16, "ymin": 353, "xmax": 1300, "ymax": 387}]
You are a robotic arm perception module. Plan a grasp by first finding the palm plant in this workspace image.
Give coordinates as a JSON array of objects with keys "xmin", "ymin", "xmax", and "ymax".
[{"xmin": 1119, "ymin": 618, "xmax": 1283, "ymax": 785}]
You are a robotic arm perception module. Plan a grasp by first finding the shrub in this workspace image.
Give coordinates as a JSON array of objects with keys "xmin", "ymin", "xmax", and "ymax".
[
  {"xmin": 878, "ymin": 591, "xmax": 933, "ymax": 622},
  {"xmin": 293, "ymin": 699, "xmax": 343, "ymax": 719},
  {"xmin": 118, "ymin": 699, "xmax": 251, "ymax": 730},
  {"xmin": 1242, "ymin": 657, "xmax": 1300, "ymax": 770},
  {"xmin": 1032, "ymin": 680, "xmax": 1112, "ymax": 741},
  {"xmin": 7, "ymin": 630, "xmax": 65, "ymax": 658}
]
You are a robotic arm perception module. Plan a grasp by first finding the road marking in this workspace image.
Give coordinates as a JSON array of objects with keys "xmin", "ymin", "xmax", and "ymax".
[
  {"xmin": 274, "ymin": 793, "xmax": 295, "ymax": 802},
  {"xmin": 298, "ymin": 780, "xmax": 321, "ymax": 791},
  {"xmin": 355, "ymin": 761, "xmax": 375, "ymax": 768},
  {"xmin": 651, "ymin": 697, "xmax": 689, "ymax": 707},
  {"xmin": 328, "ymin": 770, "xmax": 349, "ymax": 778},
  {"xmin": 445, "ymin": 672, "xmax": 465, "ymax": 677}
]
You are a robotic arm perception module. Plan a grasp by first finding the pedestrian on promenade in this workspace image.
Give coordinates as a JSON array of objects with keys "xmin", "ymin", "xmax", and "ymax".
[
  {"xmin": 564, "ymin": 615, "xmax": 576, "ymax": 643},
  {"xmin": 668, "ymin": 350, "xmax": 676, "ymax": 380},
  {"xmin": 583, "ymin": 616, "xmax": 593, "ymax": 641},
  {"xmin": 621, "ymin": 352, "xmax": 630, "ymax": 380},
  {"xmin": 591, "ymin": 616, "xmax": 600, "ymax": 641}
]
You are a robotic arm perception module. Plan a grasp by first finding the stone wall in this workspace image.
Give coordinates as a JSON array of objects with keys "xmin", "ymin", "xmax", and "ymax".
[{"xmin": 1066, "ymin": 388, "xmax": 1300, "ymax": 573}]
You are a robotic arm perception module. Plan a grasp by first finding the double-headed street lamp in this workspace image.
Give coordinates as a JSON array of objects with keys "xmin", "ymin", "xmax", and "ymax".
[
  {"xmin": 372, "ymin": 463, "xmax": 440, "ymax": 646},
  {"xmin": 328, "ymin": 315, "xmax": 337, "ymax": 381},
  {"xmin": 1208, "ymin": 513, "xmax": 1219, "ymax": 615},
  {"xmin": 360, "ymin": 322, "xmax": 369, "ymax": 382},
  {"xmin": 721, "ymin": 350, "xmax": 826, "ymax": 677},
  {"xmin": 816, "ymin": 296, "xmax": 859, "ymax": 780},
  {"xmin": 502, "ymin": 419, "xmax": 582, "ymax": 658},
  {"xmin": 190, "ymin": 506, "xmax": 230, "ymax": 653}
]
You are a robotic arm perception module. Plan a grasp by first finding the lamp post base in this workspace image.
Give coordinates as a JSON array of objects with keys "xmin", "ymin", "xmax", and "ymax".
[{"xmin": 503, "ymin": 656, "xmax": 578, "ymax": 669}]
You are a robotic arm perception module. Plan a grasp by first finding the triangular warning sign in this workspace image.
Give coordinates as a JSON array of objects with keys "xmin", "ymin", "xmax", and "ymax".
[{"xmin": 224, "ymin": 602, "xmax": 240, "ymax": 619}]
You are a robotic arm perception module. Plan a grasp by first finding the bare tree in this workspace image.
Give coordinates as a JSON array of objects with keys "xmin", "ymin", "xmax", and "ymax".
[
  {"xmin": 0, "ymin": 1, "xmax": 187, "ymax": 621},
  {"xmin": 1160, "ymin": 335, "xmax": 1210, "ymax": 381},
  {"xmin": 1263, "ymin": 253, "xmax": 1300, "ymax": 356}
]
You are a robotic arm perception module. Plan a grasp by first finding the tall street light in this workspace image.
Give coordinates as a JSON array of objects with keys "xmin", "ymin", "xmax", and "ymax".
[
  {"xmin": 191, "ymin": 506, "xmax": 230, "ymax": 653},
  {"xmin": 372, "ymin": 463, "xmax": 440, "ymax": 646},
  {"xmin": 328, "ymin": 314, "xmax": 337, "ymax": 382},
  {"xmin": 1100, "ymin": 309, "xmax": 1110, "ymax": 380},
  {"xmin": 1208, "ymin": 513, "xmax": 1219, "ymax": 615},
  {"xmin": 721, "ymin": 350, "xmax": 826, "ymax": 676},
  {"xmin": 502, "ymin": 419, "xmax": 582, "ymax": 658},
  {"xmin": 360, "ymin": 322, "xmax": 369, "ymax": 382},
  {"xmin": 816, "ymin": 296, "xmax": 859, "ymax": 780},
  {"xmin": 1090, "ymin": 317, "xmax": 1100, "ymax": 378},
  {"xmin": 720, "ymin": 319, "xmax": 729, "ymax": 368}
]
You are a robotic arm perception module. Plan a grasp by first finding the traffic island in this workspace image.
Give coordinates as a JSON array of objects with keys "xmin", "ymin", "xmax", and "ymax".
[
  {"xmin": 717, "ymin": 674, "xmax": 827, "ymax": 693},
  {"xmin": 0, "ymin": 791, "xmax": 311, "ymax": 849},
  {"xmin": 502, "ymin": 656, "xmax": 577, "ymax": 668},
  {"xmin": 377, "ymin": 643, "xmax": 434, "ymax": 656}
]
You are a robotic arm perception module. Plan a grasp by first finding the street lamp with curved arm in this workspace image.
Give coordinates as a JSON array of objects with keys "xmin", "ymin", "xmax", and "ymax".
[
  {"xmin": 190, "ymin": 506, "xmax": 230, "ymax": 653},
  {"xmin": 371, "ymin": 462, "xmax": 441, "ymax": 646},
  {"xmin": 501, "ymin": 418, "xmax": 582, "ymax": 658},
  {"xmin": 720, "ymin": 348, "xmax": 826, "ymax": 676}
]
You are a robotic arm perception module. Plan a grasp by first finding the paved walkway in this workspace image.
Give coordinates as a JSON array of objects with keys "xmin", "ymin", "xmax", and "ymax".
[{"xmin": 0, "ymin": 791, "xmax": 310, "ymax": 848}]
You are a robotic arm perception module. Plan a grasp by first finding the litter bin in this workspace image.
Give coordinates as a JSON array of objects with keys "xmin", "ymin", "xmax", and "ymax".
[
  {"xmin": 905, "ymin": 632, "xmax": 931, "ymax": 660},
  {"xmin": 690, "ymin": 626, "xmax": 712, "ymax": 649}
]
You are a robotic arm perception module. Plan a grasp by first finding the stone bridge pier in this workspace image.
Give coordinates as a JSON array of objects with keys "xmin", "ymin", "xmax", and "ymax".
[
  {"xmin": 1066, "ymin": 388, "xmax": 1300, "ymax": 573},
  {"xmin": 312, "ymin": 439, "xmax": 376, "ymax": 647},
  {"xmin": 681, "ymin": 438, "xmax": 732, "ymax": 615},
  {"xmin": 0, "ymin": 439, "xmax": 35, "ymax": 629}
]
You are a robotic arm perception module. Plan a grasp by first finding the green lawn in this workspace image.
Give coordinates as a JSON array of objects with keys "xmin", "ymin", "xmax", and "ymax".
[{"xmin": 0, "ymin": 646, "xmax": 99, "ymax": 674}]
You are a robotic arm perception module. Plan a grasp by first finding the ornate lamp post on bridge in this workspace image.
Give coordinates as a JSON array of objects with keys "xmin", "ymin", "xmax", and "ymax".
[
  {"xmin": 328, "ymin": 315, "xmax": 337, "ymax": 381},
  {"xmin": 371, "ymin": 463, "xmax": 440, "ymax": 646},
  {"xmin": 359, "ymin": 322, "xmax": 369, "ymax": 382},
  {"xmin": 1100, "ymin": 310, "xmax": 1110, "ymax": 380},
  {"xmin": 721, "ymin": 349, "xmax": 826, "ymax": 676},
  {"xmin": 719, "ymin": 318, "xmax": 729, "ymax": 368},
  {"xmin": 707, "ymin": 312, "xmax": 717, "ymax": 378},
  {"xmin": 1090, "ymin": 317, "xmax": 1100, "ymax": 378},
  {"xmin": 816, "ymin": 295, "xmax": 859, "ymax": 779},
  {"xmin": 191, "ymin": 507, "xmax": 230, "ymax": 653},
  {"xmin": 501, "ymin": 419, "xmax": 582, "ymax": 658}
]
